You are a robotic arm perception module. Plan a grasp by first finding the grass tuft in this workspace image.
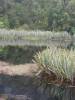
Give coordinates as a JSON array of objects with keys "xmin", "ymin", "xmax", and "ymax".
[{"xmin": 34, "ymin": 48, "xmax": 75, "ymax": 85}]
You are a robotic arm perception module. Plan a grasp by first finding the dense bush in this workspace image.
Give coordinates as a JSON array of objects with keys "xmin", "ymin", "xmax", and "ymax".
[
  {"xmin": 34, "ymin": 48, "xmax": 75, "ymax": 86},
  {"xmin": 0, "ymin": 46, "xmax": 45, "ymax": 64}
]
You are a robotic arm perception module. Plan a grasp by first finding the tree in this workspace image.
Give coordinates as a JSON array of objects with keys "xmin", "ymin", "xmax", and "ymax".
[{"xmin": 0, "ymin": 0, "xmax": 75, "ymax": 30}]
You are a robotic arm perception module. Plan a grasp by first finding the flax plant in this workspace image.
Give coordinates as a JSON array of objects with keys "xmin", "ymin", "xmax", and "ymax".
[{"xmin": 34, "ymin": 48, "xmax": 75, "ymax": 84}]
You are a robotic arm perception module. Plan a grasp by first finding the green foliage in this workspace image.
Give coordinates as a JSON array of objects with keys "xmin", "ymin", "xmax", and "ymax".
[
  {"xmin": 0, "ymin": 17, "xmax": 9, "ymax": 28},
  {"xmin": 0, "ymin": 46, "xmax": 45, "ymax": 64},
  {"xmin": 34, "ymin": 48, "xmax": 75, "ymax": 83},
  {"xmin": 0, "ymin": 0, "xmax": 75, "ymax": 31}
]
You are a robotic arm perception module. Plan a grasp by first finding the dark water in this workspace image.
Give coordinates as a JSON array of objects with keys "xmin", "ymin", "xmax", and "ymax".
[
  {"xmin": 0, "ymin": 74, "xmax": 75, "ymax": 100},
  {"xmin": 0, "ymin": 74, "xmax": 53, "ymax": 100}
]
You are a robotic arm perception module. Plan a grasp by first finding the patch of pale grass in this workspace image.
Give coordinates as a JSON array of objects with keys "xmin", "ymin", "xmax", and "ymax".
[{"xmin": 34, "ymin": 48, "xmax": 75, "ymax": 84}]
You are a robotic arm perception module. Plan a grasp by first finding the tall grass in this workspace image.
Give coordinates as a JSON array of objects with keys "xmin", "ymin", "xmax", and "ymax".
[
  {"xmin": 0, "ymin": 29, "xmax": 71, "ymax": 46},
  {"xmin": 34, "ymin": 48, "xmax": 75, "ymax": 85}
]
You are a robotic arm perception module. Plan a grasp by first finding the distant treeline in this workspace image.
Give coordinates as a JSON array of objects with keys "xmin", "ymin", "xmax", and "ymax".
[{"xmin": 0, "ymin": 0, "xmax": 75, "ymax": 32}]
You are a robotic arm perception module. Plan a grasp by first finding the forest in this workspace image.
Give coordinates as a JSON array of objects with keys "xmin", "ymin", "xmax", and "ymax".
[{"xmin": 0, "ymin": 0, "xmax": 75, "ymax": 33}]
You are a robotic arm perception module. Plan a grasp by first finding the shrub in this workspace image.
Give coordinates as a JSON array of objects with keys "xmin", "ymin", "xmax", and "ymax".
[{"xmin": 34, "ymin": 48, "xmax": 75, "ymax": 86}]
